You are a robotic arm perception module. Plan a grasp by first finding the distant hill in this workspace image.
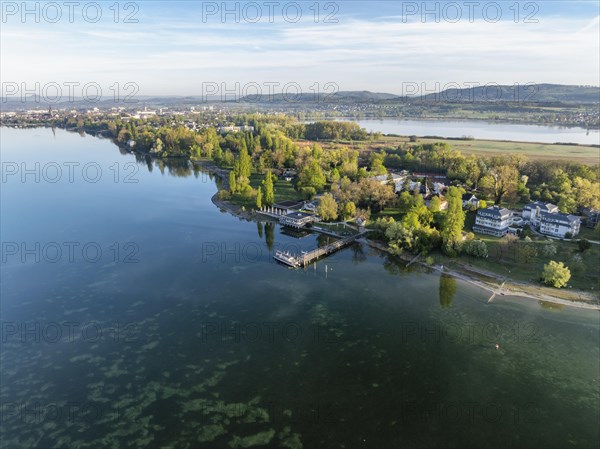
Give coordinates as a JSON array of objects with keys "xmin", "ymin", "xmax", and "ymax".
[
  {"xmin": 238, "ymin": 90, "xmax": 399, "ymax": 103},
  {"xmin": 418, "ymin": 84, "xmax": 600, "ymax": 104},
  {"xmin": 2, "ymin": 85, "xmax": 598, "ymax": 111},
  {"xmin": 237, "ymin": 85, "xmax": 599, "ymax": 104}
]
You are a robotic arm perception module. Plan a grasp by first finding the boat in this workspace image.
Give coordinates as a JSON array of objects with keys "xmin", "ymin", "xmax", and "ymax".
[{"xmin": 273, "ymin": 250, "xmax": 300, "ymax": 268}]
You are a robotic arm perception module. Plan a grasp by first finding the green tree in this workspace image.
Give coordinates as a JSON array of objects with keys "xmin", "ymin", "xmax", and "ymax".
[
  {"xmin": 542, "ymin": 261, "xmax": 571, "ymax": 288},
  {"xmin": 229, "ymin": 170, "xmax": 237, "ymax": 194},
  {"xmin": 330, "ymin": 167, "xmax": 341, "ymax": 183},
  {"xmin": 317, "ymin": 193, "xmax": 339, "ymax": 222},
  {"xmin": 441, "ymin": 186, "xmax": 466, "ymax": 256},
  {"xmin": 428, "ymin": 196, "xmax": 441, "ymax": 213},
  {"xmin": 578, "ymin": 239, "xmax": 591, "ymax": 252},
  {"xmin": 518, "ymin": 241, "xmax": 538, "ymax": 264},
  {"xmin": 236, "ymin": 144, "xmax": 252, "ymax": 179},
  {"xmin": 343, "ymin": 201, "xmax": 357, "ymax": 220},
  {"xmin": 151, "ymin": 137, "xmax": 163, "ymax": 155},
  {"xmin": 256, "ymin": 186, "xmax": 263, "ymax": 209},
  {"xmin": 541, "ymin": 243, "xmax": 557, "ymax": 258},
  {"xmin": 263, "ymin": 171, "xmax": 275, "ymax": 206},
  {"xmin": 298, "ymin": 159, "xmax": 326, "ymax": 192},
  {"xmin": 462, "ymin": 240, "xmax": 488, "ymax": 258}
]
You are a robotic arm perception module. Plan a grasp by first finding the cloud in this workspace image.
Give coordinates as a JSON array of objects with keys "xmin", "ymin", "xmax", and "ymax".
[{"xmin": 1, "ymin": 11, "xmax": 598, "ymax": 95}]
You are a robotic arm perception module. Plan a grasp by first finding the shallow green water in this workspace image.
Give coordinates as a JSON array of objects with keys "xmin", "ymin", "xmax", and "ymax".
[{"xmin": 1, "ymin": 128, "xmax": 598, "ymax": 449}]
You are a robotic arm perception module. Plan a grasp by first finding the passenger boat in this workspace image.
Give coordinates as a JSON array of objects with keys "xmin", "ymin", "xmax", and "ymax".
[{"xmin": 273, "ymin": 250, "xmax": 300, "ymax": 268}]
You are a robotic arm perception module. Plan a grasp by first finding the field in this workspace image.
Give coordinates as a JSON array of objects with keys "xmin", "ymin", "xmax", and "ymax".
[{"xmin": 318, "ymin": 135, "xmax": 599, "ymax": 164}]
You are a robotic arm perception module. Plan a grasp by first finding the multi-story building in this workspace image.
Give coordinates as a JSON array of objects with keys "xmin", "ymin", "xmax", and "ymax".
[
  {"xmin": 522, "ymin": 202, "xmax": 559, "ymax": 227},
  {"xmin": 473, "ymin": 206, "xmax": 513, "ymax": 237},
  {"xmin": 582, "ymin": 208, "xmax": 600, "ymax": 229},
  {"xmin": 539, "ymin": 211, "xmax": 581, "ymax": 238}
]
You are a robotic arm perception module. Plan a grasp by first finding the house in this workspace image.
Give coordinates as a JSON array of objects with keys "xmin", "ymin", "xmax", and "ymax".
[
  {"xmin": 282, "ymin": 169, "xmax": 297, "ymax": 182},
  {"xmin": 522, "ymin": 202, "xmax": 559, "ymax": 227},
  {"xmin": 412, "ymin": 172, "xmax": 448, "ymax": 184},
  {"xmin": 272, "ymin": 200, "xmax": 303, "ymax": 215},
  {"xmin": 539, "ymin": 211, "xmax": 581, "ymax": 238},
  {"xmin": 279, "ymin": 212, "xmax": 318, "ymax": 229},
  {"xmin": 582, "ymin": 208, "xmax": 600, "ymax": 229},
  {"xmin": 373, "ymin": 173, "xmax": 406, "ymax": 193},
  {"xmin": 432, "ymin": 182, "xmax": 448, "ymax": 195},
  {"xmin": 462, "ymin": 193, "xmax": 480, "ymax": 209},
  {"xmin": 473, "ymin": 206, "xmax": 513, "ymax": 237}
]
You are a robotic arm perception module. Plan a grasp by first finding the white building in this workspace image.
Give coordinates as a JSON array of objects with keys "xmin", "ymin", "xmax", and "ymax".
[
  {"xmin": 462, "ymin": 193, "xmax": 480, "ymax": 209},
  {"xmin": 473, "ymin": 206, "xmax": 513, "ymax": 237},
  {"xmin": 373, "ymin": 173, "xmax": 407, "ymax": 193},
  {"xmin": 539, "ymin": 211, "xmax": 581, "ymax": 238},
  {"xmin": 522, "ymin": 202, "xmax": 559, "ymax": 227}
]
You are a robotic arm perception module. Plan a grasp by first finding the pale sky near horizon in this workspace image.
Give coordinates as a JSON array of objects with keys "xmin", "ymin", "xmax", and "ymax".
[{"xmin": 1, "ymin": 1, "xmax": 599, "ymax": 98}]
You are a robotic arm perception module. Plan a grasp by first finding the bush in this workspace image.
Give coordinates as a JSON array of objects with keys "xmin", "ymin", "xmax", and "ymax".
[
  {"xmin": 541, "ymin": 261, "xmax": 571, "ymax": 288},
  {"xmin": 578, "ymin": 239, "xmax": 591, "ymax": 252},
  {"xmin": 462, "ymin": 240, "xmax": 488, "ymax": 259},
  {"xmin": 569, "ymin": 254, "xmax": 585, "ymax": 274},
  {"xmin": 564, "ymin": 232, "xmax": 573, "ymax": 239},
  {"xmin": 541, "ymin": 243, "xmax": 557, "ymax": 258},
  {"xmin": 216, "ymin": 189, "xmax": 231, "ymax": 200}
]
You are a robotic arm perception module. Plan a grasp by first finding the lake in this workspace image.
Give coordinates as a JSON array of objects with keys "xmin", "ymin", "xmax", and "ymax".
[
  {"xmin": 1, "ymin": 127, "xmax": 598, "ymax": 448},
  {"xmin": 338, "ymin": 118, "xmax": 600, "ymax": 145}
]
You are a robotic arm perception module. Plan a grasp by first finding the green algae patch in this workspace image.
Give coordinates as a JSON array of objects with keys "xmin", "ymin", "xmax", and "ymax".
[
  {"xmin": 228, "ymin": 429, "xmax": 276, "ymax": 448},
  {"xmin": 198, "ymin": 424, "xmax": 227, "ymax": 443}
]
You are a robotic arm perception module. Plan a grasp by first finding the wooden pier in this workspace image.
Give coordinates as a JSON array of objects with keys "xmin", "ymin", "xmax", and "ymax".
[{"xmin": 274, "ymin": 232, "xmax": 365, "ymax": 268}]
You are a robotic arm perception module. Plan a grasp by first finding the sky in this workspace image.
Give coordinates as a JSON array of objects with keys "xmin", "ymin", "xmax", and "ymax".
[{"xmin": 1, "ymin": 1, "xmax": 599, "ymax": 98}]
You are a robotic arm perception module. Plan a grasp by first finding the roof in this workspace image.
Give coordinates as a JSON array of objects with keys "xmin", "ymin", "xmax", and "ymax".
[
  {"xmin": 540, "ymin": 211, "xmax": 580, "ymax": 225},
  {"xmin": 477, "ymin": 206, "xmax": 512, "ymax": 218},
  {"xmin": 524, "ymin": 201, "xmax": 558, "ymax": 212},
  {"xmin": 273, "ymin": 200, "xmax": 303, "ymax": 210},
  {"xmin": 373, "ymin": 174, "xmax": 404, "ymax": 183},
  {"xmin": 462, "ymin": 193, "xmax": 477, "ymax": 201},
  {"xmin": 284, "ymin": 212, "xmax": 314, "ymax": 220}
]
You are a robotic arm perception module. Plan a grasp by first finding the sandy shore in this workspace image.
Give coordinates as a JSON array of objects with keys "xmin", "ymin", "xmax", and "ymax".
[{"xmin": 363, "ymin": 240, "xmax": 600, "ymax": 310}]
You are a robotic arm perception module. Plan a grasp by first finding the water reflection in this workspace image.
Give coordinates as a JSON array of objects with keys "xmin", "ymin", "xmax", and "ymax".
[
  {"xmin": 439, "ymin": 274, "xmax": 457, "ymax": 308},
  {"xmin": 264, "ymin": 222, "xmax": 275, "ymax": 250}
]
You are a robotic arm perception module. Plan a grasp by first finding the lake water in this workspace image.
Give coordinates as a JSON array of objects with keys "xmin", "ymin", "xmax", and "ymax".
[
  {"xmin": 1, "ymin": 127, "xmax": 599, "ymax": 448},
  {"xmin": 341, "ymin": 119, "xmax": 600, "ymax": 145}
]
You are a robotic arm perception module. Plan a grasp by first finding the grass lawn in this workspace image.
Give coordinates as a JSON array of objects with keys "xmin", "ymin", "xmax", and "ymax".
[
  {"xmin": 314, "ymin": 135, "xmax": 599, "ymax": 164},
  {"xmin": 445, "ymin": 235, "xmax": 600, "ymax": 292},
  {"xmin": 228, "ymin": 172, "xmax": 304, "ymax": 210}
]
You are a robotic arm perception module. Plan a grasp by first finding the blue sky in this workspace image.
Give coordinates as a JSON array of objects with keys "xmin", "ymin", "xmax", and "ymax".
[{"xmin": 1, "ymin": 1, "xmax": 599, "ymax": 97}]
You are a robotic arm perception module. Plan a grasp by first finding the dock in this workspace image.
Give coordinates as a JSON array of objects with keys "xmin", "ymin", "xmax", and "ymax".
[{"xmin": 274, "ymin": 232, "xmax": 365, "ymax": 268}]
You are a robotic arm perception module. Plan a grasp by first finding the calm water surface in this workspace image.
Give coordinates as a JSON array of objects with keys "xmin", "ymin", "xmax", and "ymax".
[
  {"xmin": 1, "ymin": 128, "xmax": 598, "ymax": 448},
  {"xmin": 341, "ymin": 118, "xmax": 600, "ymax": 145}
]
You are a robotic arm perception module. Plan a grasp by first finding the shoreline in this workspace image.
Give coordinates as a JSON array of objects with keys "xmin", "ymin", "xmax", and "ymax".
[
  {"xmin": 363, "ymin": 240, "xmax": 600, "ymax": 310},
  {"xmin": 6, "ymin": 126, "xmax": 597, "ymax": 310},
  {"xmin": 195, "ymin": 159, "xmax": 600, "ymax": 310}
]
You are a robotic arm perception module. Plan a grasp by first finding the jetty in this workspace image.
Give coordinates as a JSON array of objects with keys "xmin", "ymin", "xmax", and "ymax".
[{"xmin": 273, "ymin": 232, "xmax": 365, "ymax": 268}]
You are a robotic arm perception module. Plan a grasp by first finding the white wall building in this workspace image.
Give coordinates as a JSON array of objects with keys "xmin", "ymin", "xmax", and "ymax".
[
  {"xmin": 539, "ymin": 211, "xmax": 581, "ymax": 238},
  {"xmin": 473, "ymin": 206, "xmax": 513, "ymax": 237},
  {"xmin": 522, "ymin": 202, "xmax": 559, "ymax": 227}
]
